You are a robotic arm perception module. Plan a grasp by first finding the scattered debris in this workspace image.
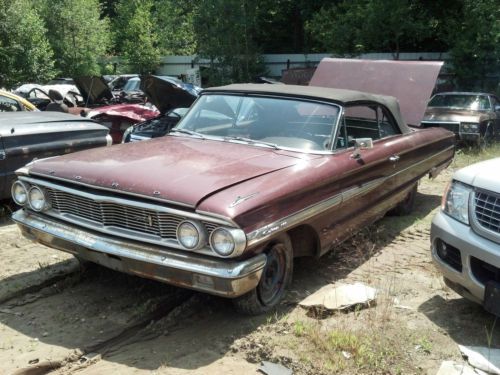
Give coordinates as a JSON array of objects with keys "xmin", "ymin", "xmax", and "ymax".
[
  {"xmin": 436, "ymin": 360, "xmax": 484, "ymax": 375},
  {"xmin": 342, "ymin": 351, "xmax": 352, "ymax": 359},
  {"xmin": 259, "ymin": 361, "xmax": 293, "ymax": 375},
  {"xmin": 459, "ymin": 345, "xmax": 500, "ymax": 375},
  {"xmin": 299, "ymin": 282, "xmax": 377, "ymax": 313},
  {"xmin": 79, "ymin": 352, "xmax": 102, "ymax": 364},
  {"xmin": 0, "ymin": 308, "xmax": 22, "ymax": 316}
]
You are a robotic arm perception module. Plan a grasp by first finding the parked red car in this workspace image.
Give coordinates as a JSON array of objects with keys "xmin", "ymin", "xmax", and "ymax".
[{"xmin": 11, "ymin": 60, "xmax": 455, "ymax": 314}]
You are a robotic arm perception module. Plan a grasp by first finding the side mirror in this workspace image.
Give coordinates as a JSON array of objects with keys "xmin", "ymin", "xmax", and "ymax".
[
  {"xmin": 495, "ymin": 105, "xmax": 500, "ymax": 112},
  {"xmin": 351, "ymin": 138, "xmax": 373, "ymax": 159}
]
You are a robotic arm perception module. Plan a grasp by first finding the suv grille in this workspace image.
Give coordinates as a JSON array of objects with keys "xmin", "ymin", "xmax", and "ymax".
[
  {"xmin": 45, "ymin": 187, "xmax": 218, "ymax": 240},
  {"xmin": 474, "ymin": 190, "xmax": 500, "ymax": 237}
]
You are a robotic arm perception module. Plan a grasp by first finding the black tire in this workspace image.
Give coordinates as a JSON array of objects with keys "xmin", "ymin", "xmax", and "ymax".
[
  {"xmin": 232, "ymin": 235, "xmax": 293, "ymax": 315},
  {"xmin": 389, "ymin": 183, "xmax": 417, "ymax": 216}
]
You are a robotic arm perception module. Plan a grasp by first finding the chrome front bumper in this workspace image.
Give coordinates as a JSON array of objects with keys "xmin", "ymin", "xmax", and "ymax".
[{"xmin": 12, "ymin": 209, "xmax": 266, "ymax": 298}]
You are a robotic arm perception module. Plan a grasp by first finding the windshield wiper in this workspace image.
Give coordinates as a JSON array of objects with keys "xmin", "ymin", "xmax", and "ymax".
[
  {"xmin": 170, "ymin": 128, "xmax": 206, "ymax": 139},
  {"xmin": 223, "ymin": 136, "xmax": 279, "ymax": 150}
]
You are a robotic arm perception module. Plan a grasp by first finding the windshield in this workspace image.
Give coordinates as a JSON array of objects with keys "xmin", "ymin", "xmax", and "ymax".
[
  {"xmin": 428, "ymin": 94, "xmax": 491, "ymax": 110},
  {"xmin": 123, "ymin": 78, "xmax": 141, "ymax": 92},
  {"xmin": 174, "ymin": 94, "xmax": 340, "ymax": 152}
]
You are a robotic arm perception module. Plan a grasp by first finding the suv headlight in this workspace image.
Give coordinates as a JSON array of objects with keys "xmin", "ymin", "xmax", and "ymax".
[{"xmin": 442, "ymin": 181, "xmax": 472, "ymax": 224}]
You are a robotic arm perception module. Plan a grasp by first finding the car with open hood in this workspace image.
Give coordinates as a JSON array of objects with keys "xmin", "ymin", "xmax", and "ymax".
[
  {"xmin": 421, "ymin": 92, "xmax": 500, "ymax": 146},
  {"xmin": 11, "ymin": 59, "xmax": 455, "ymax": 314},
  {"xmin": 122, "ymin": 75, "xmax": 201, "ymax": 143},
  {"xmin": 1, "ymin": 111, "xmax": 111, "ymax": 201}
]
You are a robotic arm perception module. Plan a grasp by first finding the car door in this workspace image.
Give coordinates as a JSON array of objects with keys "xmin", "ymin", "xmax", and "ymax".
[{"xmin": 316, "ymin": 102, "xmax": 453, "ymax": 254}]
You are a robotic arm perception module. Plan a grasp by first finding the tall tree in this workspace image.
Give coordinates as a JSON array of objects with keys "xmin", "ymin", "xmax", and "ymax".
[
  {"xmin": 306, "ymin": 0, "xmax": 430, "ymax": 59},
  {"xmin": 155, "ymin": 0, "xmax": 197, "ymax": 55},
  {"xmin": 40, "ymin": 0, "xmax": 110, "ymax": 77},
  {"xmin": 447, "ymin": 0, "xmax": 500, "ymax": 90},
  {"xmin": 0, "ymin": 0, "xmax": 55, "ymax": 88},
  {"xmin": 114, "ymin": 0, "xmax": 161, "ymax": 74},
  {"xmin": 194, "ymin": 0, "xmax": 264, "ymax": 85}
]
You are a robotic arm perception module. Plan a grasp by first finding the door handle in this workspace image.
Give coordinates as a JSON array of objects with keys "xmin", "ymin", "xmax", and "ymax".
[{"xmin": 389, "ymin": 155, "xmax": 400, "ymax": 162}]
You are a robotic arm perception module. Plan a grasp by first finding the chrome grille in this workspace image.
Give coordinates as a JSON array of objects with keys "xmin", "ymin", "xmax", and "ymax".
[
  {"xmin": 474, "ymin": 190, "xmax": 500, "ymax": 236},
  {"xmin": 46, "ymin": 188, "xmax": 216, "ymax": 240}
]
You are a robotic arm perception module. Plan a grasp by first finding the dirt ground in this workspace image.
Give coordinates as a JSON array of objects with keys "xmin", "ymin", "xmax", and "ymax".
[{"xmin": 1, "ymin": 149, "xmax": 500, "ymax": 375}]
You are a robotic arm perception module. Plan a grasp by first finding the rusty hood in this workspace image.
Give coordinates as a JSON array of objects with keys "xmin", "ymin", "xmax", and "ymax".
[
  {"xmin": 309, "ymin": 58, "xmax": 443, "ymax": 126},
  {"xmin": 27, "ymin": 136, "xmax": 301, "ymax": 207}
]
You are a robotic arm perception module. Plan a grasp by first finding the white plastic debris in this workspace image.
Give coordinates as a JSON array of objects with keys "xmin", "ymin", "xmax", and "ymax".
[
  {"xmin": 436, "ymin": 360, "xmax": 485, "ymax": 375},
  {"xmin": 259, "ymin": 361, "xmax": 292, "ymax": 375},
  {"xmin": 299, "ymin": 282, "xmax": 377, "ymax": 311},
  {"xmin": 459, "ymin": 345, "xmax": 500, "ymax": 375}
]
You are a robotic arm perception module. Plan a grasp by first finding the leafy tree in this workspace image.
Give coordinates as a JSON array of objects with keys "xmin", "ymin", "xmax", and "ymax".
[
  {"xmin": 306, "ymin": 0, "xmax": 430, "ymax": 59},
  {"xmin": 155, "ymin": 0, "xmax": 197, "ymax": 55},
  {"xmin": 114, "ymin": 0, "xmax": 161, "ymax": 74},
  {"xmin": 0, "ymin": 0, "xmax": 55, "ymax": 88},
  {"xmin": 193, "ymin": 0, "xmax": 265, "ymax": 85},
  {"xmin": 40, "ymin": 0, "xmax": 110, "ymax": 77},
  {"xmin": 447, "ymin": 0, "xmax": 500, "ymax": 90}
]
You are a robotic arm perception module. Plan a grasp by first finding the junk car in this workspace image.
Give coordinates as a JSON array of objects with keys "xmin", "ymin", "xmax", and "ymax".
[
  {"xmin": 1, "ymin": 112, "xmax": 111, "ymax": 201},
  {"xmin": 421, "ymin": 92, "xmax": 500, "ymax": 146},
  {"xmin": 12, "ymin": 62, "xmax": 455, "ymax": 314}
]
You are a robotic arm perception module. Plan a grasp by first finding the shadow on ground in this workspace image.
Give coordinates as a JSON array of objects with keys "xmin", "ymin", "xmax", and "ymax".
[{"xmin": 419, "ymin": 295, "xmax": 500, "ymax": 347}]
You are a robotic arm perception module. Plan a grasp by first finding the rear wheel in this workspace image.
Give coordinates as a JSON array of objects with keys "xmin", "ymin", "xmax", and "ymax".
[
  {"xmin": 389, "ymin": 183, "xmax": 417, "ymax": 216},
  {"xmin": 233, "ymin": 236, "xmax": 293, "ymax": 315}
]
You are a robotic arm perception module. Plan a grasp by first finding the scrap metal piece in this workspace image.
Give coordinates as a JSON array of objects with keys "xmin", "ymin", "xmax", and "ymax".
[{"xmin": 259, "ymin": 361, "xmax": 293, "ymax": 375}]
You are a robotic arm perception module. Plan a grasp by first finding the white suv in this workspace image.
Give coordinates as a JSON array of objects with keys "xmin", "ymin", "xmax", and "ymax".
[{"xmin": 431, "ymin": 157, "xmax": 500, "ymax": 314}]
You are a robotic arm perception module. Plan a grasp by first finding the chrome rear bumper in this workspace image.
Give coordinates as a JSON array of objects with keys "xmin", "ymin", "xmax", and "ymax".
[{"xmin": 12, "ymin": 209, "xmax": 266, "ymax": 298}]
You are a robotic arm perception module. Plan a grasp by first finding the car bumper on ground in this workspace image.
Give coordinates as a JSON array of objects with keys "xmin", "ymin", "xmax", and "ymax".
[
  {"xmin": 431, "ymin": 210, "xmax": 500, "ymax": 304},
  {"xmin": 12, "ymin": 209, "xmax": 266, "ymax": 298}
]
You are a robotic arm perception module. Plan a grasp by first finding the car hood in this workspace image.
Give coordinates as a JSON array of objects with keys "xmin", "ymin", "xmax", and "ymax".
[
  {"xmin": 454, "ymin": 157, "xmax": 500, "ymax": 192},
  {"xmin": 87, "ymin": 104, "xmax": 160, "ymax": 123},
  {"xmin": 141, "ymin": 75, "xmax": 200, "ymax": 114},
  {"xmin": 309, "ymin": 58, "xmax": 443, "ymax": 126},
  {"xmin": 27, "ymin": 136, "xmax": 301, "ymax": 208},
  {"xmin": 74, "ymin": 76, "xmax": 114, "ymax": 106},
  {"xmin": 422, "ymin": 107, "xmax": 487, "ymax": 123}
]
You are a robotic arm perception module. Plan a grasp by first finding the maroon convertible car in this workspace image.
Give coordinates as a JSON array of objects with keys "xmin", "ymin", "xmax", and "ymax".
[{"xmin": 11, "ymin": 60, "xmax": 455, "ymax": 314}]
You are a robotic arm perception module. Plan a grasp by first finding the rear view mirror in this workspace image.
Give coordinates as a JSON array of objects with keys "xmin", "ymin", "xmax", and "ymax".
[
  {"xmin": 351, "ymin": 138, "xmax": 373, "ymax": 159},
  {"xmin": 354, "ymin": 138, "xmax": 373, "ymax": 149}
]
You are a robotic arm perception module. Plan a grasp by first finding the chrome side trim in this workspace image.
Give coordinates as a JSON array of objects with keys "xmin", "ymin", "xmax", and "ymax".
[{"xmin": 246, "ymin": 145, "xmax": 454, "ymax": 247}]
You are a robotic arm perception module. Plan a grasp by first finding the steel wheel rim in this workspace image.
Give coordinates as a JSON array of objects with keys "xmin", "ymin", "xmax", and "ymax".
[{"xmin": 258, "ymin": 245, "xmax": 286, "ymax": 305}]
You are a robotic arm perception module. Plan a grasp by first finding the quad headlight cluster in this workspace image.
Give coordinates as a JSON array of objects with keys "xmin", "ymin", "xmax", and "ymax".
[
  {"xmin": 460, "ymin": 122, "xmax": 479, "ymax": 133},
  {"xmin": 176, "ymin": 220, "xmax": 246, "ymax": 257},
  {"xmin": 11, "ymin": 180, "xmax": 51, "ymax": 212}
]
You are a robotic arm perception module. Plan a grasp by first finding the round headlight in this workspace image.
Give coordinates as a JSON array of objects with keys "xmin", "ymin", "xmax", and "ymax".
[
  {"xmin": 210, "ymin": 228, "xmax": 236, "ymax": 256},
  {"xmin": 176, "ymin": 220, "xmax": 206, "ymax": 250},
  {"xmin": 28, "ymin": 186, "xmax": 49, "ymax": 212},
  {"xmin": 11, "ymin": 181, "xmax": 29, "ymax": 206}
]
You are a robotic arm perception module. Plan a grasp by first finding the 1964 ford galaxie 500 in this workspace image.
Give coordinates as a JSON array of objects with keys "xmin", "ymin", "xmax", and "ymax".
[{"xmin": 11, "ymin": 62, "xmax": 455, "ymax": 314}]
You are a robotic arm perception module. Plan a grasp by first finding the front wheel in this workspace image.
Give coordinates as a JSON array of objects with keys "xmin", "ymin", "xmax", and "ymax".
[{"xmin": 232, "ymin": 236, "xmax": 293, "ymax": 315}]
